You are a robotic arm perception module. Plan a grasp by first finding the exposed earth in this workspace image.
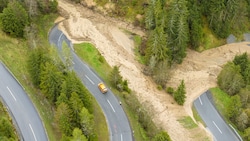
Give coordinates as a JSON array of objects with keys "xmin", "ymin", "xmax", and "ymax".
[{"xmin": 56, "ymin": 0, "xmax": 250, "ymax": 140}]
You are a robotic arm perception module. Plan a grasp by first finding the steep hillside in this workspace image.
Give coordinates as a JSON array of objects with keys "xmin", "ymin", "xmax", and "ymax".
[{"xmin": 56, "ymin": 0, "xmax": 250, "ymax": 140}]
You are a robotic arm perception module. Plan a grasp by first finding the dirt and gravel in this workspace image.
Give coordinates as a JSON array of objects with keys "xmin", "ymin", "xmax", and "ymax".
[{"xmin": 56, "ymin": 0, "xmax": 250, "ymax": 140}]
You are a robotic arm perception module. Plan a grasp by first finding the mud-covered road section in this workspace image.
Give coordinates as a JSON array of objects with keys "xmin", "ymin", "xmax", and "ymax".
[{"xmin": 56, "ymin": 0, "xmax": 250, "ymax": 140}]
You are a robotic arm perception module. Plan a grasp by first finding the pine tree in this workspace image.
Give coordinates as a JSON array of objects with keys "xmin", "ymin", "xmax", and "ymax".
[
  {"xmin": 56, "ymin": 92, "xmax": 69, "ymax": 106},
  {"xmin": 187, "ymin": 0, "xmax": 203, "ymax": 49},
  {"xmin": 203, "ymin": 0, "xmax": 248, "ymax": 38},
  {"xmin": 28, "ymin": 48, "xmax": 46, "ymax": 87},
  {"xmin": 79, "ymin": 107, "xmax": 94, "ymax": 138},
  {"xmin": 109, "ymin": 66, "xmax": 123, "ymax": 88},
  {"xmin": 61, "ymin": 72, "xmax": 93, "ymax": 113},
  {"xmin": 0, "ymin": 1, "xmax": 29, "ymax": 37},
  {"xmin": 71, "ymin": 128, "xmax": 87, "ymax": 141},
  {"xmin": 174, "ymin": 80, "xmax": 186, "ymax": 105},
  {"xmin": 166, "ymin": 0, "xmax": 189, "ymax": 64},
  {"xmin": 70, "ymin": 92, "xmax": 84, "ymax": 127},
  {"xmin": 40, "ymin": 62, "xmax": 63, "ymax": 103},
  {"xmin": 145, "ymin": 0, "xmax": 156, "ymax": 30},
  {"xmin": 55, "ymin": 102, "xmax": 73, "ymax": 136},
  {"xmin": 147, "ymin": 26, "xmax": 168, "ymax": 63}
]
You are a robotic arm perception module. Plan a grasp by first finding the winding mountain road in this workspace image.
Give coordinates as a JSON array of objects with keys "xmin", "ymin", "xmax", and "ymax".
[
  {"xmin": 194, "ymin": 91, "xmax": 240, "ymax": 141},
  {"xmin": 49, "ymin": 25, "xmax": 133, "ymax": 141},
  {"xmin": 0, "ymin": 62, "xmax": 48, "ymax": 141}
]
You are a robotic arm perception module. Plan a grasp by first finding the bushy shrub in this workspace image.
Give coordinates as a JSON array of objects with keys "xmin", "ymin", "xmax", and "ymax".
[
  {"xmin": 166, "ymin": 87, "xmax": 174, "ymax": 95},
  {"xmin": 109, "ymin": 66, "xmax": 131, "ymax": 93},
  {"xmin": 157, "ymin": 85, "xmax": 162, "ymax": 90},
  {"xmin": 217, "ymin": 62, "xmax": 245, "ymax": 96},
  {"xmin": 153, "ymin": 131, "xmax": 172, "ymax": 141}
]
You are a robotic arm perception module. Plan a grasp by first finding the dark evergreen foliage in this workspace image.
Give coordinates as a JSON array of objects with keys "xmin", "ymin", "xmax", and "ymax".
[
  {"xmin": 166, "ymin": 0, "xmax": 189, "ymax": 64},
  {"xmin": 109, "ymin": 65, "xmax": 131, "ymax": 93},
  {"xmin": 37, "ymin": 0, "xmax": 58, "ymax": 14},
  {"xmin": 202, "ymin": 0, "xmax": 248, "ymax": 38},
  {"xmin": 0, "ymin": 0, "xmax": 8, "ymax": 12},
  {"xmin": 173, "ymin": 80, "xmax": 186, "ymax": 105},
  {"xmin": 63, "ymin": 72, "xmax": 93, "ymax": 113},
  {"xmin": 0, "ymin": 1, "xmax": 29, "ymax": 37},
  {"xmin": 40, "ymin": 62, "xmax": 63, "ymax": 103},
  {"xmin": 28, "ymin": 47, "xmax": 48, "ymax": 87},
  {"xmin": 55, "ymin": 102, "xmax": 73, "ymax": 136},
  {"xmin": 187, "ymin": 0, "xmax": 203, "ymax": 49}
]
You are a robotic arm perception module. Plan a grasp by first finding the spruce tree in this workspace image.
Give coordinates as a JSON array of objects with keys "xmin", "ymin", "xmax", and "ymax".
[{"xmin": 174, "ymin": 80, "xmax": 186, "ymax": 105}]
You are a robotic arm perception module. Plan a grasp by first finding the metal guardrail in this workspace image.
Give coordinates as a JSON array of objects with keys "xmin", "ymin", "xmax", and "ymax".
[{"xmin": 229, "ymin": 124, "xmax": 243, "ymax": 141}]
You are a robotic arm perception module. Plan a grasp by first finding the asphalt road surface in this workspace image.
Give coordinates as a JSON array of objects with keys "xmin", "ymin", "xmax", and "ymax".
[
  {"xmin": 0, "ymin": 62, "xmax": 48, "ymax": 141},
  {"xmin": 49, "ymin": 25, "xmax": 133, "ymax": 141},
  {"xmin": 194, "ymin": 91, "xmax": 240, "ymax": 141}
]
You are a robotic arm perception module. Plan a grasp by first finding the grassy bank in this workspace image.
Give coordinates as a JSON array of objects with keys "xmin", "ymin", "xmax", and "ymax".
[
  {"xmin": 209, "ymin": 87, "xmax": 231, "ymax": 122},
  {"xmin": 0, "ymin": 14, "xmax": 60, "ymax": 141}
]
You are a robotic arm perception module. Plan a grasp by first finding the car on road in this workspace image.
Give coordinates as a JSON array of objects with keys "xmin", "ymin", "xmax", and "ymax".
[{"xmin": 98, "ymin": 82, "xmax": 108, "ymax": 93}]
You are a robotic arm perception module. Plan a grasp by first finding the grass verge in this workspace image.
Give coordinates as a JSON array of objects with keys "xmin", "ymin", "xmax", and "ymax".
[
  {"xmin": 74, "ymin": 43, "xmax": 110, "ymax": 81},
  {"xmin": 209, "ymin": 88, "xmax": 246, "ymax": 137},
  {"xmin": 177, "ymin": 116, "xmax": 198, "ymax": 129},
  {"xmin": 92, "ymin": 99, "xmax": 109, "ymax": 141},
  {"xmin": 192, "ymin": 106, "xmax": 206, "ymax": 127},
  {"xmin": 74, "ymin": 43, "xmax": 153, "ymax": 141},
  {"xmin": 209, "ymin": 87, "xmax": 231, "ymax": 121}
]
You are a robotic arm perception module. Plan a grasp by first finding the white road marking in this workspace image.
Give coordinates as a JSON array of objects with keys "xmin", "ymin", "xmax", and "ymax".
[
  {"xmin": 29, "ymin": 124, "xmax": 38, "ymax": 141},
  {"xmin": 88, "ymin": 67, "xmax": 100, "ymax": 80},
  {"xmin": 199, "ymin": 96, "xmax": 203, "ymax": 105},
  {"xmin": 58, "ymin": 32, "xmax": 63, "ymax": 47},
  {"xmin": 213, "ymin": 121, "xmax": 222, "ymax": 134},
  {"xmin": 76, "ymin": 58, "xmax": 100, "ymax": 81},
  {"xmin": 107, "ymin": 99, "xmax": 115, "ymax": 112},
  {"xmin": 121, "ymin": 134, "xmax": 123, "ymax": 141},
  {"xmin": 85, "ymin": 75, "xmax": 94, "ymax": 84},
  {"xmin": 7, "ymin": 86, "xmax": 16, "ymax": 101},
  {"xmin": 72, "ymin": 60, "xmax": 75, "ymax": 64}
]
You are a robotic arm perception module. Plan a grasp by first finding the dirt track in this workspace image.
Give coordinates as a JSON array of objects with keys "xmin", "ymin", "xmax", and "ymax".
[{"xmin": 56, "ymin": 0, "xmax": 250, "ymax": 140}]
